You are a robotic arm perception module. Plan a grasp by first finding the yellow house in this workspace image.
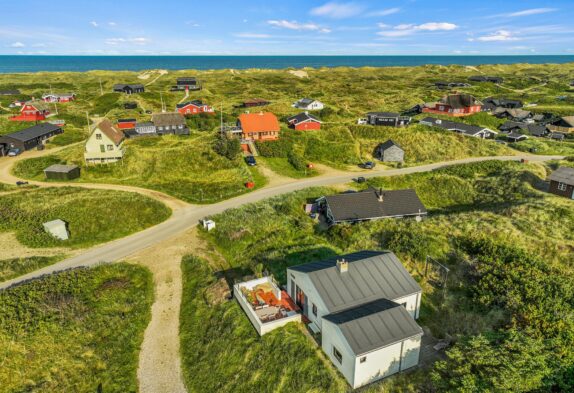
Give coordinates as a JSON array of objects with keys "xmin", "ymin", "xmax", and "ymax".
[{"xmin": 84, "ymin": 119, "xmax": 125, "ymax": 164}]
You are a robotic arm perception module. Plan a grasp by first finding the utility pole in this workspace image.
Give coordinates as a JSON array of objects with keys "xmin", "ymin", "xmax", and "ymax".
[
  {"xmin": 160, "ymin": 92, "xmax": 166, "ymax": 113},
  {"xmin": 99, "ymin": 79, "xmax": 104, "ymax": 96},
  {"xmin": 86, "ymin": 111, "xmax": 91, "ymax": 136}
]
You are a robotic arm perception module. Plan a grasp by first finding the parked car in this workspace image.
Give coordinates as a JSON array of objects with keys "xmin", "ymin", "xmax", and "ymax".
[
  {"xmin": 356, "ymin": 176, "xmax": 366, "ymax": 184},
  {"xmin": 7, "ymin": 148, "xmax": 21, "ymax": 157},
  {"xmin": 245, "ymin": 156, "xmax": 257, "ymax": 166},
  {"xmin": 16, "ymin": 181, "xmax": 28, "ymax": 186},
  {"xmin": 361, "ymin": 161, "xmax": 375, "ymax": 169}
]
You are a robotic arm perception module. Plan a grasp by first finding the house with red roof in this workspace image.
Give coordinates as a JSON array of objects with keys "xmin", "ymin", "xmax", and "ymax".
[
  {"xmin": 422, "ymin": 93, "xmax": 482, "ymax": 117},
  {"xmin": 176, "ymin": 100, "xmax": 214, "ymax": 116},
  {"xmin": 237, "ymin": 112, "xmax": 280, "ymax": 141},
  {"xmin": 10, "ymin": 100, "xmax": 51, "ymax": 122}
]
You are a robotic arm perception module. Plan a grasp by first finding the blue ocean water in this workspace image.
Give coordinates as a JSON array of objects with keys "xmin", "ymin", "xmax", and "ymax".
[{"xmin": 0, "ymin": 55, "xmax": 573, "ymax": 73}]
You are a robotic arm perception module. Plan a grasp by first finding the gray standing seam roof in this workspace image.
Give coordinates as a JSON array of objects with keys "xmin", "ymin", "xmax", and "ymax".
[
  {"xmin": 288, "ymin": 250, "xmax": 422, "ymax": 313},
  {"xmin": 0, "ymin": 123, "xmax": 61, "ymax": 142},
  {"xmin": 323, "ymin": 298, "xmax": 423, "ymax": 355},
  {"xmin": 378, "ymin": 139, "xmax": 402, "ymax": 151},
  {"xmin": 324, "ymin": 189, "xmax": 427, "ymax": 223},
  {"xmin": 420, "ymin": 117, "xmax": 491, "ymax": 136},
  {"xmin": 548, "ymin": 167, "xmax": 574, "ymax": 185},
  {"xmin": 44, "ymin": 164, "xmax": 78, "ymax": 173}
]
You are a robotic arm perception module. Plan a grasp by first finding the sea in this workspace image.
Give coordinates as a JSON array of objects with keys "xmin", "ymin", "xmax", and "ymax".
[{"xmin": 0, "ymin": 55, "xmax": 573, "ymax": 73}]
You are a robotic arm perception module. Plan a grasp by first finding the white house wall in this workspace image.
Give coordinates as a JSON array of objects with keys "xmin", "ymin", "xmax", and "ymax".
[
  {"xmin": 286, "ymin": 269, "xmax": 329, "ymax": 330},
  {"xmin": 321, "ymin": 319, "xmax": 357, "ymax": 387},
  {"xmin": 400, "ymin": 335, "xmax": 422, "ymax": 371},
  {"xmin": 393, "ymin": 292, "xmax": 421, "ymax": 319}
]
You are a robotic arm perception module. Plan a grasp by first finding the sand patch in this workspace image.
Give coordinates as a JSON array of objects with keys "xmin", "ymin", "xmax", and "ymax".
[
  {"xmin": 289, "ymin": 70, "xmax": 309, "ymax": 78},
  {"xmin": 0, "ymin": 232, "xmax": 77, "ymax": 260}
]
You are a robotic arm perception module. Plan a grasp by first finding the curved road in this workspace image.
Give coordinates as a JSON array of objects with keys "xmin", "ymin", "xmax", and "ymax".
[{"xmin": 0, "ymin": 153, "xmax": 563, "ymax": 290}]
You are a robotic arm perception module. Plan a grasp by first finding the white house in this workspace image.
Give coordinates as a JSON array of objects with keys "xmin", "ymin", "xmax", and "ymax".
[
  {"xmin": 286, "ymin": 251, "xmax": 423, "ymax": 389},
  {"xmin": 84, "ymin": 119, "xmax": 125, "ymax": 164},
  {"xmin": 292, "ymin": 98, "xmax": 325, "ymax": 111}
]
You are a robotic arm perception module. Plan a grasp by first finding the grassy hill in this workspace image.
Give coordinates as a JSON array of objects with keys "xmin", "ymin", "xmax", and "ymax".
[{"xmin": 0, "ymin": 264, "xmax": 152, "ymax": 393}]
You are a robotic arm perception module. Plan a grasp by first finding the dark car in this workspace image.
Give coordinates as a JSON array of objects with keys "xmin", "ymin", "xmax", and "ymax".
[
  {"xmin": 361, "ymin": 161, "xmax": 376, "ymax": 169},
  {"xmin": 16, "ymin": 181, "xmax": 28, "ymax": 186},
  {"xmin": 245, "ymin": 156, "xmax": 257, "ymax": 166},
  {"xmin": 356, "ymin": 176, "xmax": 366, "ymax": 184}
]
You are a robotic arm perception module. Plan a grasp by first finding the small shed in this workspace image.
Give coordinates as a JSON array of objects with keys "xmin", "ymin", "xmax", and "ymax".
[
  {"xmin": 202, "ymin": 219, "xmax": 216, "ymax": 231},
  {"xmin": 44, "ymin": 164, "xmax": 80, "ymax": 180},
  {"xmin": 43, "ymin": 219, "xmax": 69, "ymax": 240},
  {"xmin": 375, "ymin": 140, "xmax": 404, "ymax": 162}
]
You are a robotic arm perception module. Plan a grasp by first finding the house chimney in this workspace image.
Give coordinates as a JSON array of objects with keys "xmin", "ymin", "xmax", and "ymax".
[
  {"xmin": 336, "ymin": 259, "xmax": 348, "ymax": 273},
  {"xmin": 377, "ymin": 188, "xmax": 384, "ymax": 202}
]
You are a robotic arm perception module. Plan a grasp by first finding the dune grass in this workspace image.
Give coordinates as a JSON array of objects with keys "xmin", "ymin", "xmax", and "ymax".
[
  {"xmin": 0, "ymin": 187, "xmax": 171, "ymax": 249},
  {"xmin": 0, "ymin": 255, "xmax": 65, "ymax": 282},
  {"xmin": 12, "ymin": 136, "xmax": 267, "ymax": 203},
  {"xmin": 0, "ymin": 263, "xmax": 153, "ymax": 393},
  {"xmin": 179, "ymin": 255, "xmax": 347, "ymax": 393}
]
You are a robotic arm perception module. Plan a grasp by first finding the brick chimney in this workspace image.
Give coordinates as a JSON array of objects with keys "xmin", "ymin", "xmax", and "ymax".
[
  {"xmin": 336, "ymin": 259, "xmax": 348, "ymax": 273},
  {"xmin": 377, "ymin": 188, "xmax": 384, "ymax": 202}
]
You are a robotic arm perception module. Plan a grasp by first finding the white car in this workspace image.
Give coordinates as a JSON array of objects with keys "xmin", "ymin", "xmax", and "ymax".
[{"xmin": 7, "ymin": 148, "xmax": 22, "ymax": 157}]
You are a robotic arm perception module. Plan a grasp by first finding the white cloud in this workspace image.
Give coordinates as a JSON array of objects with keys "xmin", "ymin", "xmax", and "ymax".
[
  {"xmin": 470, "ymin": 30, "xmax": 518, "ymax": 42},
  {"xmin": 267, "ymin": 20, "xmax": 331, "ymax": 33},
  {"xmin": 108, "ymin": 22, "xmax": 117, "ymax": 27},
  {"xmin": 10, "ymin": 42, "xmax": 25, "ymax": 48},
  {"xmin": 507, "ymin": 8, "xmax": 557, "ymax": 17},
  {"xmin": 105, "ymin": 37, "xmax": 150, "ymax": 45},
  {"xmin": 90, "ymin": 21, "xmax": 99, "ymax": 27},
  {"xmin": 310, "ymin": 2, "xmax": 364, "ymax": 19},
  {"xmin": 234, "ymin": 33, "xmax": 272, "ymax": 38},
  {"xmin": 378, "ymin": 22, "xmax": 458, "ymax": 37},
  {"xmin": 367, "ymin": 8, "xmax": 400, "ymax": 17}
]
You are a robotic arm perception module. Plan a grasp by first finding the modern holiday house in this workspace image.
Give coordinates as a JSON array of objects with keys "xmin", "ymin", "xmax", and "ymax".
[
  {"xmin": 286, "ymin": 112, "xmax": 322, "ymax": 130},
  {"xmin": 422, "ymin": 94, "xmax": 482, "ymax": 117},
  {"xmin": 420, "ymin": 117, "xmax": 497, "ymax": 138}
]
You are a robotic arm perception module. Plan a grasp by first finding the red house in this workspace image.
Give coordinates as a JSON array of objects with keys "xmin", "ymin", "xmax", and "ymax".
[
  {"xmin": 286, "ymin": 112, "xmax": 322, "ymax": 130},
  {"xmin": 422, "ymin": 93, "xmax": 482, "ymax": 117},
  {"xmin": 42, "ymin": 93, "xmax": 76, "ymax": 103},
  {"xmin": 117, "ymin": 118, "xmax": 137, "ymax": 130},
  {"xmin": 176, "ymin": 100, "xmax": 214, "ymax": 116},
  {"xmin": 237, "ymin": 112, "xmax": 280, "ymax": 141},
  {"xmin": 10, "ymin": 100, "xmax": 50, "ymax": 122}
]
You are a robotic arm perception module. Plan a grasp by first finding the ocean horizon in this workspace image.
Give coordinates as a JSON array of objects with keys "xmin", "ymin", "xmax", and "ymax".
[{"xmin": 1, "ymin": 55, "xmax": 574, "ymax": 73}]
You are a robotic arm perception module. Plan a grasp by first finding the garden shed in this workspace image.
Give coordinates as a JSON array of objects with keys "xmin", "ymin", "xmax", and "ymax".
[
  {"xmin": 44, "ymin": 164, "xmax": 80, "ymax": 180},
  {"xmin": 375, "ymin": 140, "xmax": 404, "ymax": 162}
]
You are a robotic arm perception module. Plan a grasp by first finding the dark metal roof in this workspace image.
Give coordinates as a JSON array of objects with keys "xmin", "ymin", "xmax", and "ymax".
[
  {"xmin": 378, "ymin": 139, "xmax": 403, "ymax": 151},
  {"xmin": 366, "ymin": 112, "xmax": 400, "ymax": 118},
  {"xmin": 44, "ymin": 164, "xmax": 79, "ymax": 173},
  {"xmin": 176, "ymin": 100, "xmax": 203, "ymax": 109},
  {"xmin": 289, "ymin": 250, "xmax": 422, "ymax": 313},
  {"xmin": 118, "ymin": 118, "xmax": 136, "ymax": 123},
  {"xmin": 324, "ymin": 189, "xmax": 427, "ymax": 223},
  {"xmin": 287, "ymin": 112, "xmax": 321, "ymax": 124},
  {"xmin": 549, "ymin": 167, "xmax": 574, "ymax": 185},
  {"xmin": 0, "ymin": 123, "xmax": 61, "ymax": 142},
  {"xmin": 323, "ymin": 298, "xmax": 423, "ymax": 355},
  {"xmin": 420, "ymin": 117, "xmax": 494, "ymax": 136},
  {"xmin": 113, "ymin": 84, "xmax": 144, "ymax": 90}
]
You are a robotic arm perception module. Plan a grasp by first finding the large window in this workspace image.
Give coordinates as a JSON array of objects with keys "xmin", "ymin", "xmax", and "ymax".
[
  {"xmin": 333, "ymin": 347, "xmax": 343, "ymax": 364},
  {"xmin": 558, "ymin": 182, "xmax": 567, "ymax": 191}
]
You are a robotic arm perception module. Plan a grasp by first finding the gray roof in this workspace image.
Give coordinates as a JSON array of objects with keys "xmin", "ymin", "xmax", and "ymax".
[
  {"xmin": 324, "ymin": 189, "xmax": 427, "ymax": 223},
  {"xmin": 420, "ymin": 117, "xmax": 494, "ymax": 136},
  {"xmin": 323, "ymin": 298, "xmax": 423, "ymax": 355},
  {"xmin": 548, "ymin": 167, "xmax": 574, "ymax": 185},
  {"xmin": 287, "ymin": 112, "xmax": 321, "ymax": 124},
  {"xmin": 113, "ymin": 84, "xmax": 144, "ymax": 90},
  {"xmin": 378, "ymin": 139, "xmax": 403, "ymax": 151},
  {"xmin": 44, "ymin": 164, "xmax": 79, "ymax": 173},
  {"xmin": 0, "ymin": 123, "xmax": 61, "ymax": 142},
  {"xmin": 288, "ymin": 250, "xmax": 422, "ymax": 313}
]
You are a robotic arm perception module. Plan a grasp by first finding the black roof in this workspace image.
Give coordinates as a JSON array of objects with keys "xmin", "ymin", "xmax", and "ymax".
[
  {"xmin": 114, "ymin": 84, "xmax": 144, "ymax": 89},
  {"xmin": 378, "ymin": 139, "xmax": 403, "ymax": 151},
  {"xmin": 0, "ymin": 123, "xmax": 61, "ymax": 142},
  {"xmin": 0, "ymin": 89, "xmax": 21, "ymax": 95},
  {"xmin": 177, "ymin": 77, "xmax": 197, "ymax": 83},
  {"xmin": 287, "ymin": 112, "xmax": 320, "ymax": 124},
  {"xmin": 324, "ymin": 189, "xmax": 427, "ymax": 223},
  {"xmin": 118, "ymin": 118, "xmax": 136, "ymax": 123},
  {"xmin": 549, "ymin": 167, "xmax": 574, "ymax": 185},
  {"xmin": 176, "ymin": 100, "xmax": 203, "ymax": 109},
  {"xmin": 550, "ymin": 132, "xmax": 565, "ymax": 140},
  {"xmin": 420, "ymin": 117, "xmax": 493, "ymax": 136},
  {"xmin": 323, "ymin": 298, "xmax": 423, "ymax": 354},
  {"xmin": 366, "ymin": 112, "xmax": 400, "ymax": 118}
]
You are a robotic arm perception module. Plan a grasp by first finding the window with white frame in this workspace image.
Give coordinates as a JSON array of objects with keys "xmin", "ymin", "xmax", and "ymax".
[{"xmin": 558, "ymin": 182, "xmax": 567, "ymax": 191}]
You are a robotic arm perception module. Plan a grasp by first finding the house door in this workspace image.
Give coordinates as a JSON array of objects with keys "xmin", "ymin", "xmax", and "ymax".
[{"xmin": 295, "ymin": 285, "xmax": 307, "ymax": 315}]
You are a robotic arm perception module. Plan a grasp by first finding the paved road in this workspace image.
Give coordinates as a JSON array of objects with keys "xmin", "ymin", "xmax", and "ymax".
[{"xmin": 0, "ymin": 154, "xmax": 563, "ymax": 290}]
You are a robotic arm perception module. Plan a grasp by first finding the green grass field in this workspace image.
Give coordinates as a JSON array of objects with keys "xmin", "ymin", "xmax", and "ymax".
[
  {"xmin": 198, "ymin": 160, "xmax": 574, "ymax": 392},
  {"xmin": 0, "ymin": 263, "xmax": 153, "ymax": 393},
  {"xmin": 0, "ymin": 187, "xmax": 171, "ymax": 249}
]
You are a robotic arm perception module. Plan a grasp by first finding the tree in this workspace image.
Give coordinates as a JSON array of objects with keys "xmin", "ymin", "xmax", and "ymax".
[{"xmin": 213, "ymin": 134, "xmax": 241, "ymax": 160}]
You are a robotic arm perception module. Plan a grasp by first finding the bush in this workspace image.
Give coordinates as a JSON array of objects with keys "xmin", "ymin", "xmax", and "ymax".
[
  {"xmin": 287, "ymin": 150, "xmax": 306, "ymax": 171},
  {"xmin": 213, "ymin": 133, "xmax": 241, "ymax": 160}
]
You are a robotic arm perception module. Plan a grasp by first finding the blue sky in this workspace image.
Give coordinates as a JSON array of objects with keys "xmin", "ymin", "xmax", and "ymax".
[{"xmin": 1, "ymin": 0, "xmax": 573, "ymax": 55}]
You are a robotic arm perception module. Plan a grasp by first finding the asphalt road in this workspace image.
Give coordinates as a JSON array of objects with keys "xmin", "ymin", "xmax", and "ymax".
[{"xmin": 0, "ymin": 154, "xmax": 563, "ymax": 290}]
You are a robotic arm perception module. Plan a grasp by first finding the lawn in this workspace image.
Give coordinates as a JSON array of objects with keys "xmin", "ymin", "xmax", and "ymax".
[
  {"xmin": 0, "ymin": 263, "xmax": 153, "ymax": 393},
  {"xmin": 0, "ymin": 187, "xmax": 171, "ymax": 249},
  {"xmin": 12, "ymin": 136, "xmax": 267, "ymax": 204},
  {"xmin": 198, "ymin": 159, "xmax": 574, "ymax": 392},
  {"xmin": 179, "ymin": 255, "xmax": 347, "ymax": 393}
]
